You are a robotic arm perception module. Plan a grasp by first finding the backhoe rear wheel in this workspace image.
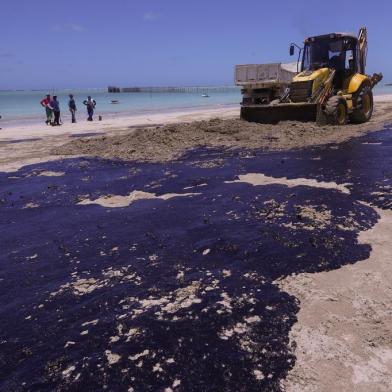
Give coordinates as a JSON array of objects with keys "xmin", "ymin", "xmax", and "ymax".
[
  {"xmin": 325, "ymin": 96, "xmax": 348, "ymax": 125},
  {"xmin": 350, "ymin": 84, "xmax": 373, "ymax": 123}
]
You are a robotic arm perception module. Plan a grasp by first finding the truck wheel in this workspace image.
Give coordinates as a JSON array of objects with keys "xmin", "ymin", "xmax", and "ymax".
[
  {"xmin": 350, "ymin": 84, "xmax": 373, "ymax": 123},
  {"xmin": 325, "ymin": 96, "xmax": 348, "ymax": 125}
]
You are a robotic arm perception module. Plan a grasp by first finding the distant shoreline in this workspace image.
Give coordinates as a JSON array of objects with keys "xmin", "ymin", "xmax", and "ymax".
[
  {"xmin": 0, "ymin": 103, "xmax": 238, "ymax": 128},
  {"xmin": 0, "ymin": 89, "xmax": 242, "ymax": 123},
  {"xmin": 0, "ymin": 85, "xmax": 239, "ymax": 93},
  {"xmin": 2, "ymin": 94, "xmax": 392, "ymax": 128}
]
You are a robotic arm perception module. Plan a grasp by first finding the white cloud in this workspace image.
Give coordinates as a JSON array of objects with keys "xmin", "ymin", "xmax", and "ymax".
[
  {"xmin": 51, "ymin": 23, "xmax": 85, "ymax": 32},
  {"xmin": 143, "ymin": 12, "xmax": 159, "ymax": 21},
  {"xmin": 69, "ymin": 23, "xmax": 85, "ymax": 32}
]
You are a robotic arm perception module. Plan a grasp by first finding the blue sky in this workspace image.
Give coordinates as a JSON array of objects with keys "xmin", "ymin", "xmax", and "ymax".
[{"xmin": 1, "ymin": 0, "xmax": 391, "ymax": 89}]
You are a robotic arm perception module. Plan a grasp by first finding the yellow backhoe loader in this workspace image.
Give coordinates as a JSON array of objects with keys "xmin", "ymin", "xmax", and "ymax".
[{"xmin": 240, "ymin": 27, "xmax": 383, "ymax": 125}]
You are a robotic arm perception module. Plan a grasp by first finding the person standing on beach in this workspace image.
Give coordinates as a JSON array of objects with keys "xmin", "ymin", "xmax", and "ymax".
[
  {"xmin": 49, "ymin": 96, "xmax": 61, "ymax": 126},
  {"xmin": 83, "ymin": 96, "xmax": 96, "ymax": 121},
  {"xmin": 68, "ymin": 94, "xmax": 77, "ymax": 123},
  {"xmin": 40, "ymin": 94, "xmax": 53, "ymax": 125}
]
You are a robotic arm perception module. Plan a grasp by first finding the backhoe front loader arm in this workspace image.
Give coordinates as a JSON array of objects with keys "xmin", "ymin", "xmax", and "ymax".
[{"xmin": 358, "ymin": 27, "xmax": 368, "ymax": 74}]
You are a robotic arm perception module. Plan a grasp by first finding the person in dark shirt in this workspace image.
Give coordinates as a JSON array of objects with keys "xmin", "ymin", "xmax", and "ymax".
[
  {"xmin": 68, "ymin": 94, "xmax": 77, "ymax": 123},
  {"xmin": 49, "ymin": 96, "xmax": 61, "ymax": 126},
  {"xmin": 83, "ymin": 96, "xmax": 96, "ymax": 121},
  {"xmin": 40, "ymin": 94, "xmax": 53, "ymax": 125}
]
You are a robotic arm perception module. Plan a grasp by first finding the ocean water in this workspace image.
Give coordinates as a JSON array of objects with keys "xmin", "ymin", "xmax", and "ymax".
[
  {"xmin": 1, "ymin": 85, "xmax": 391, "ymax": 125},
  {"xmin": 0, "ymin": 88, "xmax": 242, "ymax": 125},
  {"xmin": 372, "ymin": 84, "xmax": 392, "ymax": 96}
]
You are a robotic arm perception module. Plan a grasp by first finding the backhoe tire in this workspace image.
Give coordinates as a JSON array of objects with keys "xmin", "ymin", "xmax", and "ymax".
[
  {"xmin": 325, "ymin": 96, "xmax": 348, "ymax": 125},
  {"xmin": 350, "ymin": 84, "xmax": 373, "ymax": 123}
]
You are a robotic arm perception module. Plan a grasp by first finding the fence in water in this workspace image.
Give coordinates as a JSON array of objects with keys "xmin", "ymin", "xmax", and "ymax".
[{"xmin": 108, "ymin": 86, "xmax": 239, "ymax": 93}]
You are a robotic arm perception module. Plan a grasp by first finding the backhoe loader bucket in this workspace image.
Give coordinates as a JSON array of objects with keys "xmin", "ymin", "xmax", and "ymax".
[{"xmin": 241, "ymin": 103, "xmax": 318, "ymax": 124}]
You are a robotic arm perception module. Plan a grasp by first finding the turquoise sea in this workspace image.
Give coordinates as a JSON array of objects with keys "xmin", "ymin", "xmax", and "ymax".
[
  {"xmin": 1, "ymin": 85, "xmax": 391, "ymax": 126},
  {"xmin": 0, "ymin": 87, "xmax": 242, "ymax": 126}
]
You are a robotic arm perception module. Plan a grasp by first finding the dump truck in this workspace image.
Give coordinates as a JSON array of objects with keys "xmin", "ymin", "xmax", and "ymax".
[
  {"xmin": 237, "ymin": 27, "xmax": 383, "ymax": 125},
  {"xmin": 235, "ymin": 63, "xmax": 298, "ymax": 105}
]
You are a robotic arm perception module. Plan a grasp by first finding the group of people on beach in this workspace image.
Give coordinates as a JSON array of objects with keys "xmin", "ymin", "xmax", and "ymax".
[{"xmin": 40, "ymin": 94, "xmax": 97, "ymax": 126}]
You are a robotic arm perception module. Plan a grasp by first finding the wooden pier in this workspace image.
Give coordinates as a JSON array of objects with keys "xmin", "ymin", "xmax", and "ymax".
[{"xmin": 108, "ymin": 85, "xmax": 239, "ymax": 93}]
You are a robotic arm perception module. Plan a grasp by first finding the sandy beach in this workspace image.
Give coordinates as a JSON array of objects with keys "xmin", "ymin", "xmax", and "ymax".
[
  {"xmin": 1, "ymin": 96, "xmax": 391, "ymax": 170},
  {"xmin": 0, "ymin": 105, "xmax": 239, "ymax": 171},
  {"xmin": 0, "ymin": 99, "xmax": 391, "ymax": 391},
  {"xmin": 3, "ymin": 0, "xmax": 392, "ymax": 388}
]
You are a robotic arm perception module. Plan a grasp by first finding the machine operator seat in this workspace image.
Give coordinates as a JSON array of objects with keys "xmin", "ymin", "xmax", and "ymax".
[{"xmin": 329, "ymin": 55, "xmax": 345, "ymax": 70}]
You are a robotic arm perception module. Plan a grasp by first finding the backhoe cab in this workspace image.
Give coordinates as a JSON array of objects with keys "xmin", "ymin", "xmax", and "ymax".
[{"xmin": 240, "ymin": 27, "xmax": 383, "ymax": 125}]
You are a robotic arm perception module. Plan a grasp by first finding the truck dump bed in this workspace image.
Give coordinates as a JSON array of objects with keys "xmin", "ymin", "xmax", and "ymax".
[{"xmin": 235, "ymin": 63, "xmax": 297, "ymax": 87}]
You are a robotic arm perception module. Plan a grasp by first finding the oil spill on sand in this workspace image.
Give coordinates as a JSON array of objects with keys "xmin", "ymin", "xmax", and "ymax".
[
  {"xmin": 0, "ymin": 127, "xmax": 391, "ymax": 391},
  {"xmin": 0, "ymin": 138, "xmax": 42, "ymax": 145},
  {"xmin": 69, "ymin": 132, "xmax": 106, "ymax": 138}
]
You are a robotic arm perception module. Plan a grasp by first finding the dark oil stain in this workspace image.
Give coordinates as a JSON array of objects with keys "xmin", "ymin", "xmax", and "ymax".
[
  {"xmin": 127, "ymin": 123, "xmax": 164, "ymax": 129},
  {"xmin": 69, "ymin": 132, "xmax": 106, "ymax": 138},
  {"xmin": 0, "ymin": 127, "xmax": 391, "ymax": 391},
  {"xmin": 0, "ymin": 138, "xmax": 42, "ymax": 145}
]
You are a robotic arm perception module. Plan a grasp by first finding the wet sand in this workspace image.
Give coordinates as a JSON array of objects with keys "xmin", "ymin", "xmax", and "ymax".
[{"xmin": 281, "ymin": 207, "xmax": 392, "ymax": 392}]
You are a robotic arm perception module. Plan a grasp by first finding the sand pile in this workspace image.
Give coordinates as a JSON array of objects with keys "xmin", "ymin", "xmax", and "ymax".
[{"xmin": 53, "ymin": 102, "xmax": 391, "ymax": 162}]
